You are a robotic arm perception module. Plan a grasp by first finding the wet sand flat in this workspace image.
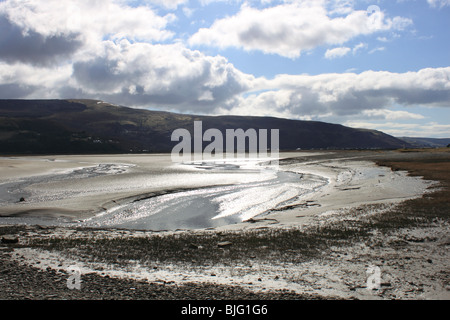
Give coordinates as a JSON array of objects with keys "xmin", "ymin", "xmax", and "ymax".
[
  {"xmin": 0, "ymin": 151, "xmax": 431, "ymax": 230},
  {"xmin": 0, "ymin": 153, "xmax": 293, "ymax": 221},
  {"xmin": 1, "ymin": 149, "xmax": 449, "ymax": 300}
]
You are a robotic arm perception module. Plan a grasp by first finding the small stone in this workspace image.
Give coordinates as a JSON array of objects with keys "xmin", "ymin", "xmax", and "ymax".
[
  {"xmin": 217, "ymin": 241, "xmax": 232, "ymax": 248},
  {"xmin": 1, "ymin": 236, "xmax": 18, "ymax": 244}
]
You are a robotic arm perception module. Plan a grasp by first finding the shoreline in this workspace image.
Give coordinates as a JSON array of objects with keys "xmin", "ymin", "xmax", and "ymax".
[
  {"xmin": 0, "ymin": 152, "xmax": 313, "ymax": 222},
  {"xmin": 0, "ymin": 150, "xmax": 431, "ymax": 230},
  {"xmin": 216, "ymin": 150, "xmax": 435, "ymax": 232},
  {"xmin": 0, "ymin": 149, "xmax": 449, "ymax": 300}
]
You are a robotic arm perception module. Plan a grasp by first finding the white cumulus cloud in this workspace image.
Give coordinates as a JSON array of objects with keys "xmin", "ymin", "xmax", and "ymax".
[
  {"xmin": 325, "ymin": 47, "xmax": 351, "ymax": 59},
  {"xmin": 427, "ymin": 0, "xmax": 450, "ymax": 8},
  {"xmin": 189, "ymin": 1, "xmax": 412, "ymax": 58},
  {"xmin": 0, "ymin": 0, "xmax": 175, "ymax": 66},
  {"xmin": 222, "ymin": 67, "xmax": 450, "ymax": 120}
]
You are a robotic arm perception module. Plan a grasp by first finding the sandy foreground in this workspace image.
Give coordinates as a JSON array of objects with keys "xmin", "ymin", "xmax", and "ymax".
[{"xmin": 0, "ymin": 150, "xmax": 449, "ymax": 300}]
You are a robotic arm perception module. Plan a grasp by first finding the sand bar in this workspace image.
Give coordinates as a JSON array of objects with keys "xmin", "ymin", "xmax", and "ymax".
[{"xmin": 0, "ymin": 152, "xmax": 433, "ymax": 230}]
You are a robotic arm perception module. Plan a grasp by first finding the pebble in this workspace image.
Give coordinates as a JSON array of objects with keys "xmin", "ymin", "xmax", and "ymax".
[
  {"xmin": 217, "ymin": 241, "xmax": 232, "ymax": 248},
  {"xmin": 1, "ymin": 236, "xmax": 19, "ymax": 244}
]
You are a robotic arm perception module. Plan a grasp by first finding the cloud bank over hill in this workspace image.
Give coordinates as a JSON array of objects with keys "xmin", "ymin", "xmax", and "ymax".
[{"xmin": 0, "ymin": 0, "xmax": 448, "ymax": 137}]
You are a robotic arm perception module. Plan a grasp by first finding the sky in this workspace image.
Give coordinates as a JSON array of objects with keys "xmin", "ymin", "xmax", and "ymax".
[{"xmin": 0, "ymin": 0, "xmax": 449, "ymax": 138}]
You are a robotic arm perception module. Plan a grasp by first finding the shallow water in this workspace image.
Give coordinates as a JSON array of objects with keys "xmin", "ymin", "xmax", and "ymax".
[
  {"xmin": 0, "ymin": 153, "xmax": 328, "ymax": 230},
  {"xmin": 80, "ymin": 169, "xmax": 327, "ymax": 230}
]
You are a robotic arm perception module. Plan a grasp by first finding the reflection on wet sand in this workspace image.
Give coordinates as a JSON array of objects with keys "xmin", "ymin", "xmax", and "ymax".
[{"xmin": 0, "ymin": 153, "xmax": 327, "ymax": 230}]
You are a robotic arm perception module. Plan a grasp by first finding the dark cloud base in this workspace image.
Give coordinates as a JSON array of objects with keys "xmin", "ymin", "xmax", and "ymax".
[{"xmin": 0, "ymin": 16, "xmax": 83, "ymax": 67}]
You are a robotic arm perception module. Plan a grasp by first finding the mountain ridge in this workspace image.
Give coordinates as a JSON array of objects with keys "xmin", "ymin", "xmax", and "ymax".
[
  {"xmin": 0, "ymin": 99, "xmax": 413, "ymax": 154},
  {"xmin": 397, "ymin": 137, "xmax": 450, "ymax": 148}
]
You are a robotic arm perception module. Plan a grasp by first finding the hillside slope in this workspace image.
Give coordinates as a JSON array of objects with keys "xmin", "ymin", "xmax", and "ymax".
[
  {"xmin": 0, "ymin": 99, "xmax": 410, "ymax": 154},
  {"xmin": 398, "ymin": 137, "xmax": 450, "ymax": 148}
]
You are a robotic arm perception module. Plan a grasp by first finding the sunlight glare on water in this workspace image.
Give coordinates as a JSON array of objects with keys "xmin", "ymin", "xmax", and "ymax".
[
  {"xmin": 0, "ymin": 153, "xmax": 328, "ymax": 230},
  {"xmin": 81, "ymin": 166, "xmax": 327, "ymax": 230}
]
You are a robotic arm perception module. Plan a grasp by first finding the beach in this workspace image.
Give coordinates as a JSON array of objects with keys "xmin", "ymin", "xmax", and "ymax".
[
  {"xmin": 0, "ymin": 151, "xmax": 431, "ymax": 229},
  {"xmin": 0, "ymin": 152, "xmax": 321, "ymax": 226},
  {"xmin": 0, "ymin": 149, "xmax": 449, "ymax": 300}
]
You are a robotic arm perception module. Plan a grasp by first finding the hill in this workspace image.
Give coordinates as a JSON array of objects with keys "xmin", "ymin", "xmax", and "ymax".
[
  {"xmin": 0, "ymin": 99, "xmax": 411, "ymax": 154},
  {"xmin": 398, "ymin": 137, "xmax": 450, "ymax": 148}
]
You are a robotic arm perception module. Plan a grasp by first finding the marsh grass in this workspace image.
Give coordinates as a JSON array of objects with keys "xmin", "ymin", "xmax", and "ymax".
[{"xmin": 22, "ymin": 211, "xmax": 386, "ymax": 266}]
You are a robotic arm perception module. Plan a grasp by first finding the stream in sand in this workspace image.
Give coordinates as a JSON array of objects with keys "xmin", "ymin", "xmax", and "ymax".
[{"xmin": 0, "ymin": 153, "xmax": 328, "ymax": 230}]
